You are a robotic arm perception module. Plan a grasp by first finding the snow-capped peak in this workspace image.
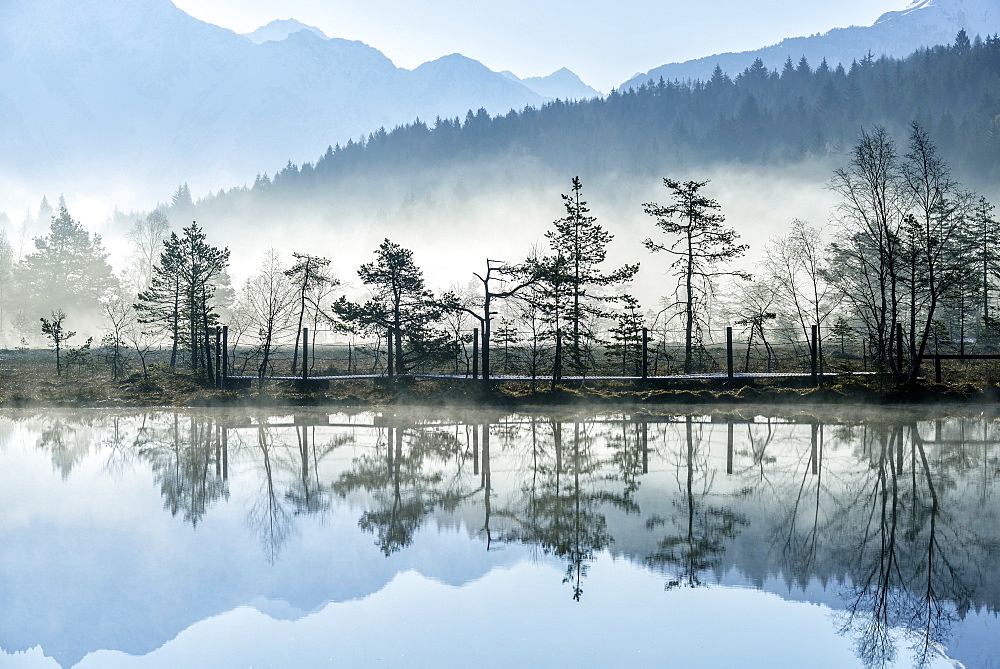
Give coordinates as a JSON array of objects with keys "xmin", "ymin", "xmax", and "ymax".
[{"xmin": 875, "ymin": 0, "xmax": 997, "ymax": 37}]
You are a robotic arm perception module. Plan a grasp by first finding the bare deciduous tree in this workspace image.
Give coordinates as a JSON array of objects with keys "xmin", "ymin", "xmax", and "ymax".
[
  {"xmin": 827, "ymin": 126, "xmax": 909, "ymax": 374},
  {"xmin": 239, "ymin": 250, "xmax": 297, "ymax": 388},
  {"xmin": 763, "ymin": 220, "xmax": 836, "ymax": 370}
]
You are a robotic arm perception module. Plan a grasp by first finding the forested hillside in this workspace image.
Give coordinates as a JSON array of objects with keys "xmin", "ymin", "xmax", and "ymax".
[{"xmin": 189, "ymin": 29, "xmax": 1000, "ymax": 220}]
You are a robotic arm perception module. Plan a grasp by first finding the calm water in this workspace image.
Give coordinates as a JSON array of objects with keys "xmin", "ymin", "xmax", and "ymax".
[{"xmin": 1, "ymin": 406, "xmax": 998, "ymax": 668}]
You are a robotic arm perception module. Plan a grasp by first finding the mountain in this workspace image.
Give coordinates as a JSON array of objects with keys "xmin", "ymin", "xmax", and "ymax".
[
  {"xmin": 187, "ymin": 34, "xmax": 1000, "ymax": 237},
  {"xmin": 409, "ymin": 54, "xmax": 546, "ymax": 117},
  {"xmin": 622, "ymin": 0, "xmax": 1000, "ymax": 87},
  {"xmin": 243, "ymin": 18, "xmax": 328, "ymax": 44},
  {"xmin": 502, "ymin": 67, "xmax": 601, "ymax": 99},
  {"xmin": 0, "ymin": 0, "xmax": 545, "ymax": 207}
]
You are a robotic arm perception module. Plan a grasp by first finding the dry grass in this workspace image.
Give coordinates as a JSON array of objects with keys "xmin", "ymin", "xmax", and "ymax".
[{"xmin": 2, "ymin": 349, "xmax": 999, "ymax": 408}]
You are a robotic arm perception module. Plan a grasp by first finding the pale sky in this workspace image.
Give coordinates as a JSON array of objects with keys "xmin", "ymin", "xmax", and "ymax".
[{"xmin": 171, "ymin": 0, "xmax": 909, "ymax": 92}]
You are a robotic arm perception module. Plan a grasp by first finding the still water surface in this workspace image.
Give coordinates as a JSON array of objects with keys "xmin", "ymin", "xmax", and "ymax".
[{"xmin": 1, "ymin": 406, "xmax": 998, "ymax": 668}]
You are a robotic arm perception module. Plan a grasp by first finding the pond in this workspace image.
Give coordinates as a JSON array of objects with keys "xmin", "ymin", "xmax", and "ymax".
[{"xmin": 0, "ymin": 406, "xmax": 998, "ymax": 668}]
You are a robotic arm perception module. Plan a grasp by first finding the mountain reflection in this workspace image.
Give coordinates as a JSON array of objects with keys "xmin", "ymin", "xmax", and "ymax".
[{"xmin": 8, "ymin": 407, "xmax": 1000, "ymax": 667}]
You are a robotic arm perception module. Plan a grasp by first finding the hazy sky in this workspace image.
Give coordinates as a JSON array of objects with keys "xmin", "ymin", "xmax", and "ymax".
[{"xmin": 172, "ymin": 0, "xmax": 908, "ymax": 91}]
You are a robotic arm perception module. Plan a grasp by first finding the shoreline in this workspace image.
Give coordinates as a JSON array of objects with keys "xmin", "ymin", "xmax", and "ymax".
[{"xmin": 2, "ymin": 373, "xmax": 999, "ymax": 411}]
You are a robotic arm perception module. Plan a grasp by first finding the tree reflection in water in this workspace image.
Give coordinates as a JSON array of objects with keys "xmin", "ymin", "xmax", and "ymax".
[
  {"xmin": 34, "ymin": 413, "xmax": 97, "ymax": 479},
  {"xmin": 832, "ymin": 422, "xmax": 986, "ymax": 669},
  {"xmin": 142, "ymin": 415, "xmax": 229, "ymax": 527},
  {"xmin": 646, "ymin": 415, "xmax": 747, "ymax": 589},
  {"xmin": 284, "ymin": 425, "xmax": 335, "ymax": 517},
  {"xmin": 15, "ymin": 408, "xmax": 1000, "ymax": 666},
  {"xmin": 245, "ymin": 425, "xmax": 294, "ymax": 563},
  {"xmin": 491, "ymin": 417, "xmax": 639, "ymax": 600},
  {"xmin": 241, "ymin": 418, "xmax": 346, "ymax": 562},
  {"xmin": 332, "ymin": 419, "xmax": 476, "ymax": 556}
]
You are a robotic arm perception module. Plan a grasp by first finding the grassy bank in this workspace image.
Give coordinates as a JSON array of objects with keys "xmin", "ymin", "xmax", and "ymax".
[{"xmin": 2, "ymin": 357, "xmax": 1000, "ymax": 409}]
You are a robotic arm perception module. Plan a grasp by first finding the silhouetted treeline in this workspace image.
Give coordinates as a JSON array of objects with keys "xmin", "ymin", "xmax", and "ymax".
[{"xmin": 193, "ymin": 29, "xmax": 1000, "ymax": 214}]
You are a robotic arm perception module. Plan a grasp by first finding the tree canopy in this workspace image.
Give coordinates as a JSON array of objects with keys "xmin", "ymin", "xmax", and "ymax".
[{"xmin": 16, "ymin": 203, "xmax": 116, "ymax": 318}]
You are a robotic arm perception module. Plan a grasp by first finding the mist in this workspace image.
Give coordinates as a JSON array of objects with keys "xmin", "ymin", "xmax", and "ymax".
[
  {"xmin": 2, "ymin": 146, "xmax": 987, "ymax": 345},
  {"xmin": 111, "ymin": 157, "xmax": 842, "ymax": 318}
]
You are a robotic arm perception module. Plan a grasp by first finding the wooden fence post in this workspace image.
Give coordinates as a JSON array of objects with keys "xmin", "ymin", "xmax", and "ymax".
[
  {"xmin": 215, "ymin": 326, "xmax": 221, "ymax": 388},
  {"xmin": 552, "ymin": 328, "xmax": 563, "ymax": 390},
  {"xmin": 811, "ymin": 324, "xmax": 819, "ymax": 386},
  {"xmin": 302, "ymin": 328, "xmax": 309, "ymax": 382},
  {"xmin": 641, "ymin": 327, "xmax": 649, "ymax": 380},
  {"xmin": 641, "ymin": 419, "xmax": 648, "ymax": 474},
  {"xmin": 472, "ymin": 328, "xmax": 479, "ymax": 379},
  {"xmin": 726, "ymin": 421, "xmax": 734, "ymax": 474},
  {"xmin": 811, "ymin": 423, "xmax": 819, "ymax": 475},
  {"xmin": 221, "ymin": 326, "xmax": 228, "ymax": 388},
  {"xmin": 726, "ymin": 326, "xmax": 734, "ymax": 380}
]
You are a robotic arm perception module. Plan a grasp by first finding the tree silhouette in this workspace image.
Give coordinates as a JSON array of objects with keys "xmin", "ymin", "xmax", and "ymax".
[{"xmin": 643, "ymin": 179, "xmax": 748, "ymax": 373}]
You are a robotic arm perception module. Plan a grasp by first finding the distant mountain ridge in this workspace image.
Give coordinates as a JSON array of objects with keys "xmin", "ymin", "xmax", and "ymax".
[
  {"xmin": 186, "ymin": 33, "xmax": 1000, "ymax": 233},
  {"xmin": 622, "ymin": 0, "xmax": 1000, "ymax": 87},
  {"xmin": 243, "ymin": 18, "xmax": 328, "ymax": 44},
  {"xmin": 502, "ymin": 68, "xmax": 601, "ymax": 99},
  {"xmin": 0, "ymin": 0, "xmax": 592, "ymax": 207}
]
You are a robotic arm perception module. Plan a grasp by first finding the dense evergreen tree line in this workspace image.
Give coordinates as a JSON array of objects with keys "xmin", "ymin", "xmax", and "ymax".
[{"xmin": 186, "ymin": 29, "xmax": 1000, "ymax": 216}]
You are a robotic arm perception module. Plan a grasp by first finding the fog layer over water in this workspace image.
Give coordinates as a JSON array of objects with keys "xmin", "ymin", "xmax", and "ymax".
[{"xmin": 0, "ymin": 406, "xmax": 998, "ymax": 667}]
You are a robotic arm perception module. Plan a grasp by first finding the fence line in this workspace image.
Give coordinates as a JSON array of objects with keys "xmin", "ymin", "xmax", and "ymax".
[{"xmin": 206, "ymin": 319, "xmax": 1000, "ymax": 388}]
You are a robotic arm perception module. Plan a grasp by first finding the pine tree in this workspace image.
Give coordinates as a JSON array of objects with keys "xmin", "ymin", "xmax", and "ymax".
[
  {"xmin": 643, "ymin": 179, "xmax": 748, "ymax": 373},
  {"xmin": 178, "ymin": 223, "xmax": 229, "ymax": 377},
  {"xmin": 973, "ymin": 197, "xmax": 1000, "ymax": 323},
  {"xmin": 134, "ymin": 223, "xmax": 229, "ymax": 376},
  {"xmin": 545, "ymin": 177, "xmax": 638, "ymax": 374},
  {"xmin": 135, "ymin": 232, "xmax": 186, "ymax": 368},
  {"xmin": 40, "ymin": 309, "xmax": 75, "ymax": 376},
  {"xmin": 333, "ymin": 239, "xmax": 452, "ymax": 374},
  {"xmin": 16, "ymin": 203, "xmax": 116, "ymax": 318},
  {"xmin": 604, "ymin": 294, "xmax": 646, "ymax": 376},
  {"xmin": 171, "ymin": 183, "xmax": 193, "ymax": 209},
  {"xmin": 37, "ymin": 196, "xmax": 54, "ymax": 225}
]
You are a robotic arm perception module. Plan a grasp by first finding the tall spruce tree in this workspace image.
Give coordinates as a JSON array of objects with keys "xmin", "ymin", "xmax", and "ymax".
[
  {"xmin": 135, "ymin": 223, "xmax": 229, "ymax": 377},
  {"xmin": 545, "ymin": 177, "xmax": 638, "ymax": 374},
  {"xmin": 973, "ymin": 197, "xmax": 1000, "ymax": 323}
]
